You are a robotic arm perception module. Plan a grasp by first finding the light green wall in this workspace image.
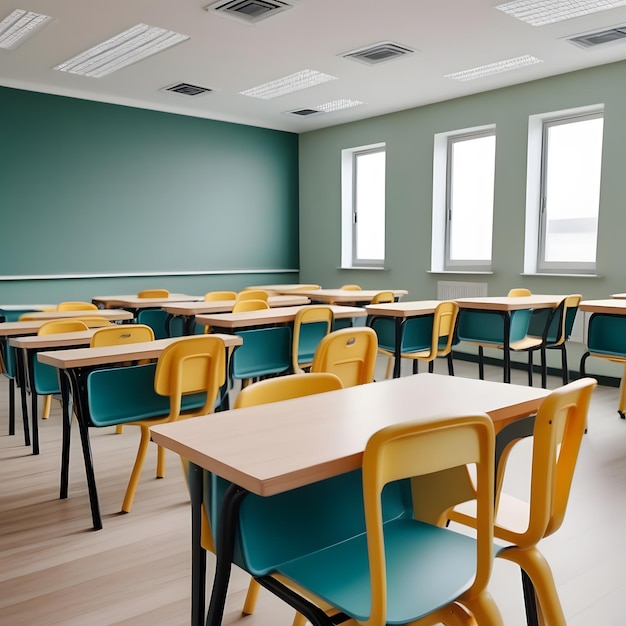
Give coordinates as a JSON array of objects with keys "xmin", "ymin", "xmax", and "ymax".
[
  {"xmin": 298, "ymin": 60, "xmax": 626, "ymax": 379},
  {"xmin": 0, "ymin": 86, "xmax": 299, "ymax": 302}
]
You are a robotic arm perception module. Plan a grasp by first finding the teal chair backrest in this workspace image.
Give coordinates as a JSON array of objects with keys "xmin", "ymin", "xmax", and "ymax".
[
  {"xmin": 205, "ymin": 469, "xmax": 413, "ymax": 576},
  {"xmin": 86, "ymin": 363, "xmax": 206, "ymax": 427},
  {"xmin": 231, "ymin": 326, "xmax": 291, "ymax": 380},
  {"xmin": 0, "ymin": 341, "xmax": 17, "ymax": 380},
  {"xmin": 369, "ymin": 316, "xmax": 395, "ymax": 352},
  {"xmin": 137, "ymin": 309, "xmax": 184, "ymax": 339},
  {"xmin": 32, "ymin": 360, "xmax": 62, "ymax": 395},
  {"xmin": 587, "ymin": 313, "xmax": 626, "ymax": 357},
  {"xmin": 296, "ymin": 321, "xmax": 331, "ymax": 366},
  {"xmin": 457, "ymin": 309, "xmax": 531, "ymax": 344},
  {"xmin": 400, "ymin": 315, "xmax": 434, "ymax": 352}
]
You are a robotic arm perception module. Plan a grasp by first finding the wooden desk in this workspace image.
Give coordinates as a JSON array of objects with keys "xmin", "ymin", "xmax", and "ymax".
[
  {"xmin": 365, "ymin": 300, "xmax": 441, "ymax": 378},
  {"xmin": 611, "ymin": 293, "xmax": 626, "ymax": 299},
  {"xmin": 37, "ymin": 335, "xmax": 243, "ymax": 530},
  {"xmin": 151, "ymin": 373, "xmax": 549, "ymax": 626},
  {"xmin": 581, "ymin": 298, "xmax": 626, "ymax": 314},
  {"xmin": 0, "ymin": 304, "xmax": 55, "ymax": 322},
  {"xmin": 162, "ymin": 295, "xmax": 311, "ymax": 335},
  {"xmin": 195, "ymin": 304, "xmax": 366, "ymax": 331},
  {"xmin": 91, "ymin": 294, "xmax": 202, "ymax": 310},
  {"xmin": 455, "ymin": 295, "xmax": 565, "ymax": 383},
  {"xmin": 273, "ymin": 288, "xmax": 408, "ymax": 304},
  {"xmin": 10, "ymin": 330, "xmax": 101, "ymax": 455},
  {"xmin": 242, "ymin": 284, "xmax": 321, "ymax": 295},
  {"xmin": 8, "ymin": 309, "xmax": 134, "ymax": 322}
]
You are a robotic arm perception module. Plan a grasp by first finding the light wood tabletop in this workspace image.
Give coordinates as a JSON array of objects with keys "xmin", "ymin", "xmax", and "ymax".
[
  {"xmin": 455, "ymin": 295, "xmax": 565, "ymax": 311},
  {"xmin": 611, "ymin": 293, "xmax": 626, "ymax": 299},
  {"xmin": 195, "ymin": 304, "xmax": 366, "ymax": 330},
  {"xmin": 10, "ymin": 329, "xmax": 99, "ymax": 350},
  {"xmin": 161, "ymin": 294, "xmax": 311, "ymax": 317},
  {"xmin": 37, "ymin": 334, "xmax": 243, "ymax": 369},
  {"xmin": 272, "ymin": 288, "xmax": 408, "ymax": 303},
  {"xmin": 580, "ymin": 299, "xmax": 626, "ymax": 313},
  {"xmin": 151, "ymin": 373, "xmax": 547, "ymax": 498},
  {"xmin": 0, "ymin": 310, "xmax": 133, "ymax": 336},
  {"xmin": 365, "ymin": 299, "xmax": 441, "ymax": 318},
  {"xmin": 91, "ymin": 294, "xmax": 202, "ymax": 309}
]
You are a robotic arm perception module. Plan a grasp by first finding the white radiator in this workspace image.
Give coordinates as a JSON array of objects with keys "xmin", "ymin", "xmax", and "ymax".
[{"xmin": 437, "ymin": 280, "xmax": 488, "ymax": 300}]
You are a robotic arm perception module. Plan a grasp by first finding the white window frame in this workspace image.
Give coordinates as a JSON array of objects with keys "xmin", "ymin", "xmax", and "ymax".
[
  {"xmin": 341, "ymin": 142, "xmax": 386, "ymax": 269},
  {"xmin": 431, "ymin": 125, "xmax": 496, "ymax": 273},
  {"xmin": 524, "ymin": 104, "xmax": 603, "ymax": 276}
]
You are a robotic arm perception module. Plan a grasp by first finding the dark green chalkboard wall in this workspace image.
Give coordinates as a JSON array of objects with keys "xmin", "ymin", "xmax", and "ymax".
[{"xmin": 0, "ymin": 86, "xmax": 299, "ymax": 298}]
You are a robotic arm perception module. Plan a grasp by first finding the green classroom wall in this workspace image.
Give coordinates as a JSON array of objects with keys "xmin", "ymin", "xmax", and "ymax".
[
  {"xmin": 297, "ymin": 59, "xmax": 626, "ymax": 379},
  {"xmin": 0, "ymin": 85, "xmax": 299, "ymax": 301}
]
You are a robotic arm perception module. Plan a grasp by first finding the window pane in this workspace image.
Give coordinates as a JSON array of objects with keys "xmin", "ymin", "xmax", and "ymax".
[
  {"xmin": 355, "ymin": 150, "xmax": 385, "ymax": 261},
  {"xmin": 544, "ymin": 117, "xmax": 602, "ymax": 264},
  {"xmin": 448, "ymin": 135, "xmax": 495, "ymax": 262}
]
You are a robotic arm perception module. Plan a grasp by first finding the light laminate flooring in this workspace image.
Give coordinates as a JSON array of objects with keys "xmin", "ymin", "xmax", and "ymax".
[{"xmin": 1, "ymin": 357, "xmax": 624, "ymax": 625}]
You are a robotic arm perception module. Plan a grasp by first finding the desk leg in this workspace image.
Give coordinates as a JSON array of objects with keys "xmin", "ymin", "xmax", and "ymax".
[
  {"xmin": 189, "ymin": 463, "xmax": 206, "ymax": 626},
  {"xmin": 502, "ymin": 312, "xmax": 511, "ymax": 384},
  {"xmin": 15, "ymin": 348, "xmax": 31, "ymax": 447},
  {"xmin": 60, "ymin": 371, "xmax": 72, "ymax": 500},
  {"xmin": 27, "ymin": 351, "xmax": 40, "ymax": 455},
  {"xmin": 393, "ymin": 317, "xmax": 403, "ymax": 379},
  {"xmin": 206, "ymin": 483, "xmax": 248, "ymax": 626},
  {"xmin": 67, "ymin": 369, "xmax": 103, "ymax": 530}
]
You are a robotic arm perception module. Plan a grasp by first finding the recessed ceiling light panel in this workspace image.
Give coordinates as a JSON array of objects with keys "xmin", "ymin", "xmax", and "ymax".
[
  {"xmin": 239, "ymin": 69, "xmax": 337, "ymax": 99},
  {"xmin": 445, "ymin": 54, "xmax": 543, "ymax": 81},
  {"xmin": 0, "ymin": 9, "xmax": 52, "ymax": 51},
  {"xmin": 315, "ymin": 99, "xmax": 365, "ymax": 113},
  {"xmin": 496, "ymin": 0, "xmax": 626, "ymax": 26},
  {"xmin": 53, "ymin": 23, "xmax": 189, "ymax": 78}
]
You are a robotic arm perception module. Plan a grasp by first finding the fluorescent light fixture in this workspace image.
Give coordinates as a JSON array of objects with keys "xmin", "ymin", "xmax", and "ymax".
[
  {"xmin": 53, "ymin": 23, "xmax": 189, "ymax": 78},
  {"xmin": 239, "ymin": 69, "xmax": 337, "ymax": 99},
  {"xmin": 496, "ymin": 0, "xmax": 626, "ymax": 26},
  {"xmin": 445, "ymin": 54, "xmax": 543, "ymax": 81},
  {"xmin": 315, "ymin": 99, "xmax": 364, "ymax": 113},
  {"xmin": 0, "ymin": 9, "xmax": 52, "ymax": 50}
]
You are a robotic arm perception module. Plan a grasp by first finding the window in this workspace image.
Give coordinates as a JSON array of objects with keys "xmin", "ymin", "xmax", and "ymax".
[
  {"xmin": 431, "ymin": 126, "xmax": 496, "ymax": 273},
  {"xmin": 341, "ymin": 143, "xmax": 385, "ymax": 268},
  {"xmin": 537, "ymin": 112, "xmax": 603, "ymax": 274}
]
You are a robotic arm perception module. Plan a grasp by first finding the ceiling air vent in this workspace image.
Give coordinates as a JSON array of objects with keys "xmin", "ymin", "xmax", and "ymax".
[
  {"xmin": 568, "ymin": 26, "xmax": 626, "ymax": 48},
  {"xmin": 342, "ymin": 41, "xmax": 415, "ymax": 66},
  {"xmin": 163, "ymin": 83, "xmax": 212, "ymax": 96},
  {"xmin": 206, "ymin": 0, "xmax": 293, "ymax": 24},
  {"xmin": 285, "ymin": 108, "xmax": 323, "ymax": 117}
]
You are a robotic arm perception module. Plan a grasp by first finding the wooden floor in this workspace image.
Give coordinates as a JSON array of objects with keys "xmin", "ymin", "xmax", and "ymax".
[{"xmin": 1, "ymin": 357, "xmax": 624, "ymax": 625}]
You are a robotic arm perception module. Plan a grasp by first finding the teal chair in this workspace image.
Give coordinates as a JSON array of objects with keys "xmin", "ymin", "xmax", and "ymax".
[
  {"xmin": 230, "ymin": 326, "xmax": 292, "ymax": 388},
  {"xmin": 209, "ymin": 413, "xmax": 500, "ymax": 625},
  {"xmin": 137, "ymin": 308, "xmax": 184, "ymax": 338}
]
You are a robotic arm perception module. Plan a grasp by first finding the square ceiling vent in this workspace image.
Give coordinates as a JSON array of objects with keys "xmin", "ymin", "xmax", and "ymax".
[
  {"xmin": 162, "ymin": 83, "xmax": 212, "ymax": 96},
  {"xmin": 206, "ymin": 0, "xmax": 294, "ymax": 24},
  {"xmin": 568, "ymin": 25, "xmax": 626, "ymax": 48},
  {"xmin": 284, "ymin": 107, "xmax": 324, "ymax": 117},
  {"xmin": 342, "ymin": 41, "xmax": 415, "ymax": 66}
]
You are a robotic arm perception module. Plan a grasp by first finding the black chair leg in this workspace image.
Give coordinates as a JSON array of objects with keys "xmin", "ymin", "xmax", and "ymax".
[
  {"xmin": 521, "ymin": 569, "xmax": 540, "ymax": 626},
  {"xmin": 427, "ymin": 360, "xmax": 434, "ymax": 374},
  {"xmin": 413, "ymin": 360, "xmax": 419, "ymax": 375},
  {"xmin": 540, "ymin": 348, "xmax": 547, "ymax": 389},
  {"xmin": 8, "ymin": 379, "xmax": 15, "ymax": 436},
  {"xmin": 561, "ymin": 346, "xmax": 569, "ymax": 384},
  {"xmin": 527, "ymin": 352, "xmax": 533, "ymax": 387},
  {"xmin": 478, "ymin": 346, "xmax": 484, "ymax": 380},
  {"xmin": 447, "ymin": 352, "xmax": 454, "ymax": 376}
]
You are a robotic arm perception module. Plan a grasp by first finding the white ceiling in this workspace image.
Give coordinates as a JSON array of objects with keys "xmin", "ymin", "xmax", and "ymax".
[{"xmin": 3, "ymin": 0, "xmax": 626, "ymax": 133}]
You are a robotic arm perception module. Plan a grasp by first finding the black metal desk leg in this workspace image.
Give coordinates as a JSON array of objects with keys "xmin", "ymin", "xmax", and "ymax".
[
  {"xmin": 15, "ymin": 348, "xmax": 31, "ymax": 447},
  {"xmin": 59, "ymin": 371, "xmax": 72, "ymax": 499},
  {"xmin": 503, "ymin": 312, "xmax": 511, "ymax": 384},
  {"xmin": 393, "ymin": 317, "xmax": 402, "ymax": 379},
  {"xmin": 189, "ymin": 463, "xmax": 206, "ymax": 626},
  {"xmin": 25, "ymin": 349, "xmax": 40, "ymax": 454},
  {"xmin": 206, "ymin": 483, "xmax": 248, "ymax": 626}
]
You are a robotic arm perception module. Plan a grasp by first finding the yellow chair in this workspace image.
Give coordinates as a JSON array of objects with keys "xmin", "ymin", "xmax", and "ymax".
[
  {"xmin": 370, "ymin": 290, "xmax": 394, "ymax": 304},
  {"xmin": 290, "ymin": 284, "xmax": 321, "ymax": 290},
  {"xmin": 311, "ymin": 326, "xmax": 378, "ymax": 387},
  {"xmin": 231, "ymin": 299, "xmax": 269, "ymax": 313},
  {"xmin": 204, "ymin": 290, "xmax": 237, "ymax": 301},
  {"xmin": 237, "ymin": 289, "xmax": 269, "ymax": 302},
  {"xmin": 396, "ymin": 301, "xmax": 459, "ymax": 377},
  {"xmin": 231, "ymin": 372, "xmax": 344, "ymax": 626},
  {"xmin": 508, "ymin": 288, "xmax": 532, "ymax": 297},
  {"xmin": 120, "ymin": 335, "xmax": 226, "ymax": 512},
  {"xmin": 137, "ymin": 289, "xmax": 169, "ymax": 298},
  {"xmin": 90, "ymin": 324, "xmax": 156, "ymax": 435},
  {"xmin": 447, "ymin": 377, "xmax": 597, "ymax": 626},
  {"xmin": 340, "ymin": 284, "xmax": 361, "ymax": 290},
  {"xmin": 74, "ymin": 316, "xmax": 115, "ymax": 328},
  {"xmin": 37, "ymin": 320, "xmax": 90, "ymax": 419},
  {"xmin": 57, "ymin": 301, "xmax": 99, "ymax": 311},
  {"xmin": 291, "ymin": 306, "xmax": 334, "ymax": 374},
  {"xmin": 266, "ymin": 413, "xmax": 501, "ymax": 626}
]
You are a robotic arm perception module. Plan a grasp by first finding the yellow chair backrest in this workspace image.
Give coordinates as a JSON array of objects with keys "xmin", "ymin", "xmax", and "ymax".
[
  {"xmin": 90, "ymin": 324, "xmax": 155, "ymax": 347},
  {"xmin": 427, "ymin": 301, "xmax": 459, "ymax": 359},
  {"xmin": 551, "ymin": 294, "xmax": 582, "ymax": 347},
  {"xmin": 154, "ymin": 335, "xmax": 226, "ymax": 422},
  {"xmin": 370, "ymin": 291, "xmax": 394, "ymax": 304},
  {"xmin": 291, "ymin": 306, "xmax": 335, "ymax": 374},
  {"xmin": 311, "ymin": 327, "xmax": 378, "ymax": 387},
  {"xmin": 38, "ymin": 320, "xmax": 89, "ymax": 335},
  {"xmin": 57, "ymin": 301, "xmax": 98, "ymax": 311},
  {"xmin": 234, "ymin": 372, "xmax": 343, "ymax": 409},
  {"xmin": 137, "ymin": 289, "xmax": 169, "ymax": 298},
  {"xmin": 507, "ymin": 288, "xmax": 531, "ymax": 297},
  {"xmin": 362, "ymin": 413, "xmax": 496, "ymax": 625},
  {"xmin": 204, "ymin": 291, "xmax": 237, "ymax": 301},
  {"xmin": 237, "ymin": 290, "xmax": 269, "ymax": 302},
  {"xmin": 232, "ymin": 299, "xmax": 270, "ymax": 313},
  {"xmin": 340, "ymin": 284, "xmax": 361, "ymax": 291}
]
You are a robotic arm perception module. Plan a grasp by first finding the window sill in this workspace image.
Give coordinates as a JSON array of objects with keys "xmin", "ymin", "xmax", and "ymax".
[
  {"xmin": 338, "ymin": 266, "xmax": 387, "ymax": 271},
  {"xmin": 428, "ymin": 270, "xmax": 494, "ymax": 275},
  {"xmin": 520, "ymin": 273, "xmax": 601, "ymax": 278}
]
